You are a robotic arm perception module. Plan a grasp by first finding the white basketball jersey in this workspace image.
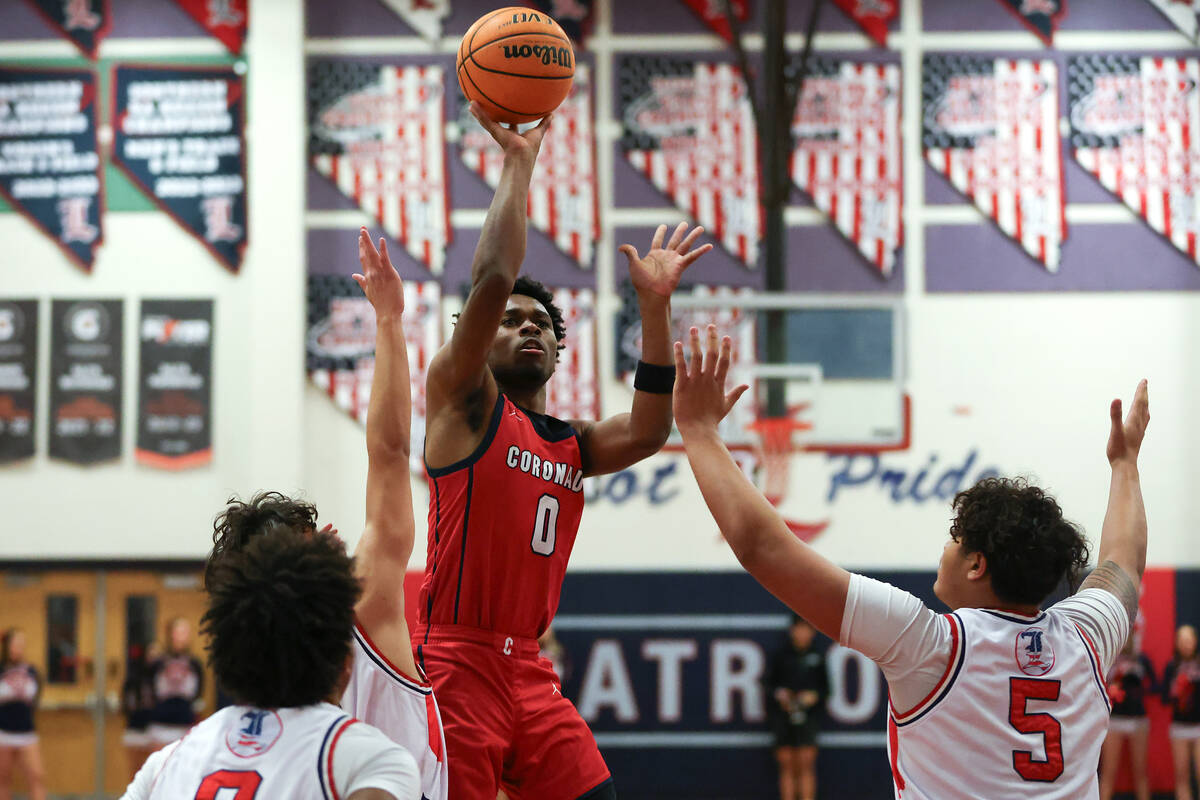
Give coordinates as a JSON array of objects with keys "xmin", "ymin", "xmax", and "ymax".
[
  {"xmin": 342, "ymin": 622, "xmax": 449, "ymax": 800},
  {"xmin": 888, "ymin": 607, "xmax": 1111, "ymax": 799},
  {"xmin": 145, "ymin": 703, "xmax": 359, "ymax": 799}
]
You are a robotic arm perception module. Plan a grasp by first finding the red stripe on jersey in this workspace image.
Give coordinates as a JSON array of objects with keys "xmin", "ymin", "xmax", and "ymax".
[
  {"xmin": 425, "ymin": 693, "xmax": 443, "ymax": 762},
  {"xmin": 888, "ymin": 713, "xmax": 906, "ymax": 792},
  {"xmin": 892, "ymin": 614, "xmax": 961, "ymax": 722},
  {"xmin": 326, "ymin": 718, "xmax": 357, "ymax": 800},
  {"xmin": 352, "ymin": 620, "xmax": 431, "ymax": 688}
]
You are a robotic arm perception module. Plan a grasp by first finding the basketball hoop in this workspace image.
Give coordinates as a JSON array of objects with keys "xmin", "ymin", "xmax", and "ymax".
[{"xmin": 747, "ymin": 406, "xmax": 812, "ymax": 507}]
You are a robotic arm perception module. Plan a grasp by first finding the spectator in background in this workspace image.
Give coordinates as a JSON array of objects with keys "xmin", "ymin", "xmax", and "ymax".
[
  {"xmin": 1101, "ymin": 637, "xmax": 1158, "ymax": 800},
  {"xmin": 1165, "ymin": 624, "xmax": 1200, "ymax": 800},
  {"xmin": 766, "ymin": 615, "xmax": 828, "ymax": 800},
  {"xmin": 146, "ymin": 617, "xmax": 204, "ymax": 748},
  {"xmin": 120, "ymin": 642, "xmax": 158, "ymax": 780},
  {"xmin": 0, "ymin": 628, "xmax": 45, "ymax": 800}
]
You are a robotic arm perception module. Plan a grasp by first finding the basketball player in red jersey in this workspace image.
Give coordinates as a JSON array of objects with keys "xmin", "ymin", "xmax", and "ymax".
[{"xmin": 416, "ymin": 102, "xmax": 713, "ymax": 800}]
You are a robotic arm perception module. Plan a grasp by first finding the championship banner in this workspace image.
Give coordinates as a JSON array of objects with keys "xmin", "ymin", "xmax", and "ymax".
[
  {"xmin": 0, "ymin": 301, "xmax": 38, "ymax": 464},
  {"xmin": 525, "ymin": 0, "xmax": 594, "ymax": 43},
  {"xmin": 544, "ymin": 287, "xmax": 599, "ymax": 421},
  {"xmin": 993, "ymin": 0, "xmax": 1066, "ymax": 45},
  {"xmin": 614, "ymin": 282, "xmax": 756, "ymax": 445},
  {"xmin": 678, "ymin": 0, "xmax": 748, "ymax": 43},
  {"xmin": 459, "ymin": 65, "xmax": 597, "ymax": 268},
  {"xmin": 112, "ymin": 66, "xmax": 248, "ymax": 272},
  {"xmin": 307, "ymin": 275, "xmax": 441, "ymax": 470},
  {"xmin": 377, "ymin": 0, "xmax": 449, "ymax": 42},
  {"xmin": 1145, "ymin": 0, "xmax": 1200, "ymax": 43},
  {"xmin": 49, "ymin": 299, "xmax": 122, "ymax": 465},
  {"xmin": 0, "ymin": 68, "xmax": 103, "ymax": 271},
  {"xmin": 833, "ymin": 0, "xmax": 898, "ymax": 47},
  {"xmin": 136, "ymin": 300, "xmax": 214, "ymax": 469},
  {"xmin": 621, "ymin": 57, "xmax": 761, "ymax": 267},
  {"xmin": 20, "ymin": 0, "xmax": 110, "ymax": 59},
  {"xmin": 172, "ymin": 0, "xmax": 248, "ymax": 55},
  {"xmin": 309, "ymin": 62, "xmax": 450, "ymax": 273},
  {"xmin": 1069, "ymin": 55, "xmax": 1200, "ymax": 266},
  {"xmin": 922, "ymin": 55, "xmax": 1066, "ymax": 270},
  {"xmin": 791, "ymin": 58, "xmax": 902, "ymax": 275}
]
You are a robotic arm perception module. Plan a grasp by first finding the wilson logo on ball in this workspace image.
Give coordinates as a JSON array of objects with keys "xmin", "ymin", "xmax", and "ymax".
[{"xmin": 501, "ymin": 43, "xmax": 573, "ymax": 67}]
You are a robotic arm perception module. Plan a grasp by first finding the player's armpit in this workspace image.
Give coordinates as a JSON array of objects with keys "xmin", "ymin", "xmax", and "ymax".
[
  {"xmin": 568, "ymin": 414, "xmax": 669, "ymax": 476},
  {"xmin": 1078, "ymin": 560, "xmax": 1139, "ymax": 628}
]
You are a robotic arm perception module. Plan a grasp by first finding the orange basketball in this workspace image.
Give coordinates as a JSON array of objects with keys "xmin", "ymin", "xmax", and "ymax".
[{"xmin": 457, "ymin": 7, "xmax": 575, "ymax": 125}]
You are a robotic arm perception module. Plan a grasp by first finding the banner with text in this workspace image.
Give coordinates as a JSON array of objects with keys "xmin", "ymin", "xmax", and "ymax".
[
  {"xmin": 49, "ymin": 299, "xmax": 122, "ymax": 464},
  {"xmin": 0, "ymin": 300, "xmax": 38, "ymax": 464},
  {"xmin": 137, "ymin": 299, "xmax": 214, "ymax": 469}
]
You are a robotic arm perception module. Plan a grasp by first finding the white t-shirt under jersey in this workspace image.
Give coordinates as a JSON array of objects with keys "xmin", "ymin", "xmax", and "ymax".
[
  {"xmin": 121, "ymin": 703, "xmax": 421, "ymax": 800},
  {"xmin": 840, "ymin": 576, "xmax": 1130, "ymax": 800}
]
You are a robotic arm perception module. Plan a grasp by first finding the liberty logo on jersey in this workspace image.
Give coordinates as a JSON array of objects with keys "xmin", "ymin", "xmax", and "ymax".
[
  {"xmin": 1015, "ymin": 627, "xmax": 1055, "ymax": 676},
  {"xmin": 225, "ymin": 710, "xmax": 283, "ymax": 757}
]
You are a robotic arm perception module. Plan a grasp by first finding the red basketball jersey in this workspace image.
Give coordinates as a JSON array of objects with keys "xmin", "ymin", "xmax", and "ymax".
[{"xmin": 419, "ymin": 394, "xmax": 586, "ymax": 639}]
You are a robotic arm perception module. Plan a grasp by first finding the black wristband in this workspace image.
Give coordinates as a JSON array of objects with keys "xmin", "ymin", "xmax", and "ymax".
[{"xmin": 634, "ymin": 361, "xmax": 675, "ymax": 394}]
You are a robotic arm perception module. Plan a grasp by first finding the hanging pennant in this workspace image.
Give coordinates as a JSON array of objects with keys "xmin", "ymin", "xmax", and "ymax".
[
  {"xmin": 791, "ymin": 58, "xmax": 902, "ymax": 275},
  {"xmin": 0, "ymin": 68, "xmax": 103, "ymax": 271},
  {"xmin": 137, "ymin": 300, "xmax": 214, "ymax": 469},
  {"xmin": 620, "ymin": 57, "xmax": 761, "ymax": 267},
  {"xmin": 459, "ymin": 65, "xmax": 597, "ymax": 268},
  {"xmin": 112, "ymin": 65, "xmax": 248, "ymax": 272},
  {"xmin": 0, "ymin": 300, "xmax": 38, "ymax": 464},
  {"xmin": 20, "ymin": 0, "xmax": 110, "ymax": 59},
  {"xmin": 171, "ymin": 0, "xmax": 248, "ymax": 55},
  {"xmin": 1144, "ymin": 0, "xmax": 1199, "ymax": 43},
  {"xmin": 1069, "ymin": 55, "xmax": 1200, "ymax": 266},
  {"xmin": 309, "ymin": 62, "xmax": 450, "ymax": 273},
  {"xmin": 993, "ymin": 0, "xmax": 1066, "ymax": 46},
  {"xmin": 832, "ymin": 0, "xmax": 898, "ymax": 47},
  {"xmin": 678, "ymin": 0, "xmax": 748, "ymax": 42},
  {"xmin": 923, "ymin": 55, "xmax": 1066, "ymax": 271},
  {"xmin": 306, "ymin": 275, "xmax": 441, "ymax": 471},
  {"xmin": 49, "ymin": 299, "xmax": 123, "ymax": 465},
  {"xmin": 544, "ymin": 287, "xmax": 599, "ymax": 420},
  {"xmin": 377, "ymin": 0, "xmax": 449, "ymax": 42},
  {"xmin": 524, "ymin": 0, "xmax": 595, "ymax": 44}
]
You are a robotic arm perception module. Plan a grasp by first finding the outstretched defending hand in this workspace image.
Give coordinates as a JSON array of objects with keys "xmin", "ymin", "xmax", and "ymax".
[
  {"xmin": 468, "ymin": 100, "xmax": 552, "ymax": 161},
  {"xmin": 353, "ymin": 227, "xmax": 405, "ymax": 318},
  {"xmin": 620, "ymin": 222, "xmax": 713, "ymax": 300},
  {"xmin": 673, "ymin": 324, "xmax": 749, "ymax": 436},
  {"xmin": 1107, "ymin": 379, "xmax": 1149, "ymax": 467}
]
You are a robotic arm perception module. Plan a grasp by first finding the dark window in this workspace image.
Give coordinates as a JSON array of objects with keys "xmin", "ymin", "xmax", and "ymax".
[{"xmin": 46, "ymin": 594, "xmax": 79, "ymax": 684}]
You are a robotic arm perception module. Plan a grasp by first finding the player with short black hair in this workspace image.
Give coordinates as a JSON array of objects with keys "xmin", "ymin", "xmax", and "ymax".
[
  {"xmin": 673, "ymin": 326, "xmax": 1148, "ymax": 799},
  {"xmin": 122, "ymin": 521, "xmax": 421, "ymax": 799},
  {"xmin": 417, "ymin": 103, "xmax": 714, "ymax": 800}
]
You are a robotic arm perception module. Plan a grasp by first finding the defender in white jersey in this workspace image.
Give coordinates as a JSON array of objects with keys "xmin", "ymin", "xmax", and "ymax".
[
  {"xmin": 125, "ymin": 517, "xmax": 421, "ymax": 800},
  {"xmin": 671, "ymin": 327, "xmax": 1149, "ymax": 800},
  {"xmin": 124, "ymin": 704, "xmax": 418, "ymax": 800}
]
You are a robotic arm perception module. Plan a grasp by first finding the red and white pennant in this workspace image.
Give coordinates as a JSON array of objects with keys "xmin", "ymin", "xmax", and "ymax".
[
  {"xmin": 459, "ymin": 65, "xmax": 598, "ymax": 267},
  {"xmin": 792, "ymin": 60, "xmax": 903, "ymax": 275},
  {"xmin": 311, "ymin": 65, "xmax": 450, "ymax": 273},
  {"xmin": 544, "ymin": 287, "xmax": 600, "ymax": 421}
]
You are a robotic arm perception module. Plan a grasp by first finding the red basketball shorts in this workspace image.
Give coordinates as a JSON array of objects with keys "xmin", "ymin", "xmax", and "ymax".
[{"xmin": 414, "ymin": 624, "xmax": 611, "ymax": 800}]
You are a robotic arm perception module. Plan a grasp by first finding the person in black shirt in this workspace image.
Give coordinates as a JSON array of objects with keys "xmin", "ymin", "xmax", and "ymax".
[
  {"xmin": 0, "ymin": 628, "xmax": 45, "ymax": 800},
  {"xmin": 1165, "ymin": 624, "xmax": 1200, "ymax": 800},
  {"xmin": 120, "ymin": 642, "xmax": 159, "ymax": 779},
  {"xmin": 1100, "ymin": 637, "xmax": 1157, "ymax": 800},
  {"xmin": 766, "ymin": 615, "xmax": 828, "ymax": 800},
  {"xmin": 146, "ymin": 617, "xmax": 205, "ymax": 748}
]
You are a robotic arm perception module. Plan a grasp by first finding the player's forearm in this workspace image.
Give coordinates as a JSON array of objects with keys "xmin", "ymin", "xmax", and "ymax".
[
  {"xmin": 366, "ymin": 315, "xmax": 412, "ymax": 462},
  {"xmin": 680, "ymin": 425, "xmax": 786, "ymax": 563},
  {"xmin": 470, "ymin": 153, "xmax": 535, "ymax": 288},
  {"xmin": 1097, "ymin": 461, "xmax": 1147, "ymax": 579},
  {"xmin": 624, "ymin": 294, "xmax": 674, "ymax": 451}
]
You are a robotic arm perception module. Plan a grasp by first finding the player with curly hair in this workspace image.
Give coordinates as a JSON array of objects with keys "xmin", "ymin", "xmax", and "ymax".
[
  {"xmin": 673, "ymin": 325, "xmax": 1149, "ymax": 800},
  {"xmin": 122, "ymin": 525, "xmax": 421, "ymax": 799}
]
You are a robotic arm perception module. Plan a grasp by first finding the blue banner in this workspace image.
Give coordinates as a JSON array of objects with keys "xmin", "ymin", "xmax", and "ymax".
[
  {"xmin": 0, "ymin": 68, "xmax": 103, "ymax": 271},
  {"xmin": 112, "ymin": 65, "xmax": 247, "ymax": 272}
]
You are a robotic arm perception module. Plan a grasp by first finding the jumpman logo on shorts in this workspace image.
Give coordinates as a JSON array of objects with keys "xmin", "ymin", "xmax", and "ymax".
[{"xmin": 551, "ymin": 683, "xmax": 562, "ymax": 697}]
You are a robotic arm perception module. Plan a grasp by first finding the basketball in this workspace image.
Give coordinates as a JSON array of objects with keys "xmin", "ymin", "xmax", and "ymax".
[{"xmin": 457, "ymin": 7, "xmax": 575, "ymax": 125}]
